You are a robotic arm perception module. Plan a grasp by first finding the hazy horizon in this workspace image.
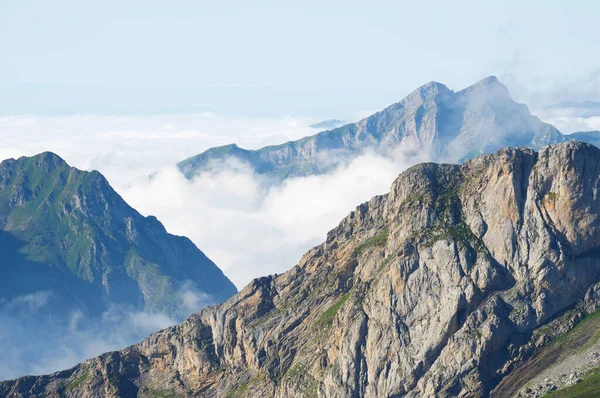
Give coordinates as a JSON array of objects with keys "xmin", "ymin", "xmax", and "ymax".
[{"xmin": 2, "ymin": 1, "xmax": 599, "ymax": 117}]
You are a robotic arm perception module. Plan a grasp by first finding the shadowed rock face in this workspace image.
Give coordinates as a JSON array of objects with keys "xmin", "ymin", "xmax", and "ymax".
[
  {"xmin": 177, "ymin": 76, "xmax": 564, "ymax": 180},
  {"xmin": 0, "ymin": 152, "xmax": 237, "ymax": 318},
  {"xmin": 4, "ymin": 141, "xmax": 600, "ymax": 398}
]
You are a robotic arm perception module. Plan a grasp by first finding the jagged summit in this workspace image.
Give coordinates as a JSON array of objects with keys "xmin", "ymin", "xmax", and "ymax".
[
  {"xmin": 26, "ymin": 151, "xmax": 64, "ymax": 161},
  {"xmin": 6, "ymin": 151, "xmax": 69, "ymax": 171},
  {"xmin": 7, "ymin": 141, "xmax": 600, "ymax": 397},
  {"xmin": 458, "ymin": 75, "xmax": 511, "ymax": 98},
  {"xmin": 177, "ymin": 76, "xmax": 564, "ymax": 180},
  {"xmin": 414, "ymin": 80, "xmax": 451, "ymax": 94},
  {"xmin": 469, "ymin": 75, "xmax": 501, "ymax": 87}
]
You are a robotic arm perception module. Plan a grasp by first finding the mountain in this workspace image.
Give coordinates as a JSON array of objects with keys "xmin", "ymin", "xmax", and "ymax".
[
  {"xmin": 7, "ymin": 141, "xmax": 600, "ymax": 397},
  {"xmin": 546, "ymin": 100, "xmax": 600, "ymax": 110},
  {"xmin": 177, "ymin": 76, "xmax": 565, "ymax": 180},
  {"xmin": 568, "ymin": 130, "xmax": 600, "ymax": 147},
  {"xmin": 545, "ymin": 100, "xmax": 600, "ymax": 119},
  {"xmin": 0, "ymin": 152, "xmax": 236, "ymax": 318}
]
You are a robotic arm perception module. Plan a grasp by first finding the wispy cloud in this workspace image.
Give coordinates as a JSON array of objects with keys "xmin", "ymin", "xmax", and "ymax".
[{"xmin": 1, "ymin": 291, "xmax": 52, "ymax": 313}]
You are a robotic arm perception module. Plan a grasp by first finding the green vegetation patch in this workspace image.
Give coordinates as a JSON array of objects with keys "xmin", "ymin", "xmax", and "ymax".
[
  {"xmin": 356, "ymin": 228, "xmax": 389, "ymax": 254},
  {"xmin": 285, "ymin": 363, "xmax": 305, "ymax": 380},
  {"xmin": 317, "ymin": 293, "xmax": 350, "ymax": 328},
  {"xmin": 141, "ymin": 387, "xmax": 178, "ymax": 398},
  {"xmin": 553, "ymin": 309, "xmax": 600, "ymax": 351},
  {"xmin": 419, "ymin": 222, "xmax": 486, "ymax": 254},
  {"xmin": 546, "ymin": 191, "xmax": 558, "ymax": 204},
  {"xmin": 542, "ymin": 367, "xmax": 600, "ymax": 397},
  {"xmin": 226, "ymin": 383, "xmax": 248, "ymax": 398},
  {"xmin": 284, "ymin": 364, "xmax": 318, "ymax": 398},
  {"xmin": 253, "ymin": 308, "xmax": 280, "ymax": 327},
  {"xmin": 65, "ymin": 371, "xmax": 90, "ymax": 391}
]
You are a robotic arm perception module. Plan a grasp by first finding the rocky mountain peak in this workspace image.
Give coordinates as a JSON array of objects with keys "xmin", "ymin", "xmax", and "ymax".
[
  {"xmin": 28, "ymin": 150, "xmax": 64, "ymax": 163},
  {"xmin": 469, "ymin": 75, "xmax": 501, "ymax": 87},
  {"xmin": 416, "ymin": 80, "xmax": 452, "ymax": 96},
  {"xmin": 383, "ymin": 80, "xmax": 453, "ymax": 114},
  {"xmin": 458, "ymin": 75, "xmax": 512, "ymax": 103},
  {"xmin": 6, "ymin": 151, "xmax": 68, "ymax": 178}
]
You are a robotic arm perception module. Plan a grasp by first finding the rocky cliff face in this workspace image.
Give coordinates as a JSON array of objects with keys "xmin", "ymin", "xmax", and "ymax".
[
  {"xmin": 177, "ymin": 76, "xmax": 564, "ymax": 180},
  {"xmin": 0, "ymin": 152, "xmax": 236, "ymax": 318},
  {"xmin": 4, "ymin": 141, "xmax": 600, "ymax": 398}
]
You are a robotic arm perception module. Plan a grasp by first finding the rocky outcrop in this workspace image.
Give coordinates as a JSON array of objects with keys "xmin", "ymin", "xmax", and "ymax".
[
  {"xmin": 177, "ymin": 76, "xmax": 565, "ymax": 180},
  {"xmin": 4, "ymin": 141, "xmax": 600, "ymax": 397}
]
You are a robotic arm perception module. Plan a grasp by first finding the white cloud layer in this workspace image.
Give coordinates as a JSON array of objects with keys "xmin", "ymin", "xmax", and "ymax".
[
  {"xmin": 123, "ymin": 151, "xmax": 413, "ymax": 287},
  {"xmin": 532, "ymin": 108, "xmax": 600, "ymax": 134}
]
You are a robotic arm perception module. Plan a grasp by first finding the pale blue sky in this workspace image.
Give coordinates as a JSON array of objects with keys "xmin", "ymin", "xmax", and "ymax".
[{"xmin": 1, "ymin": 0, "xmax": 598, "ymax": 116}]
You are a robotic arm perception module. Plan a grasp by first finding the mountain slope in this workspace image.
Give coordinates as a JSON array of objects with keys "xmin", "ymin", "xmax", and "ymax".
[
  {"xmin": 177, "ymin": 76, "xmax": 564, "ymax": 180},
  {"xmin": 0, "ymin": 152, "xmax": 236, "ymax": 318},
  {"xmin": 6, "ymin": 141, "xmax": 600, "ymax": 397}
]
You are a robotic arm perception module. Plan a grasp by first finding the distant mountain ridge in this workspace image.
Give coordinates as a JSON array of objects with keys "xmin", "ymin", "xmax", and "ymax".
[
  {"xmin": 545, "ymin": 100, "xmax": 600, "ymax": 118},
  {"xmin": 546, "ymin": 100, "xmax": 600, "ymax": 110},
  {"xmin": 177, "ymin": 76, "xmax": 565, "ymax": 180},
  {"xmin": 0, "ymin": 152, "xmax": 236, "ymax": 318},
  {"xmin": 568, "ymin": 130, "xmax": 600, "ymax": 147}
]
